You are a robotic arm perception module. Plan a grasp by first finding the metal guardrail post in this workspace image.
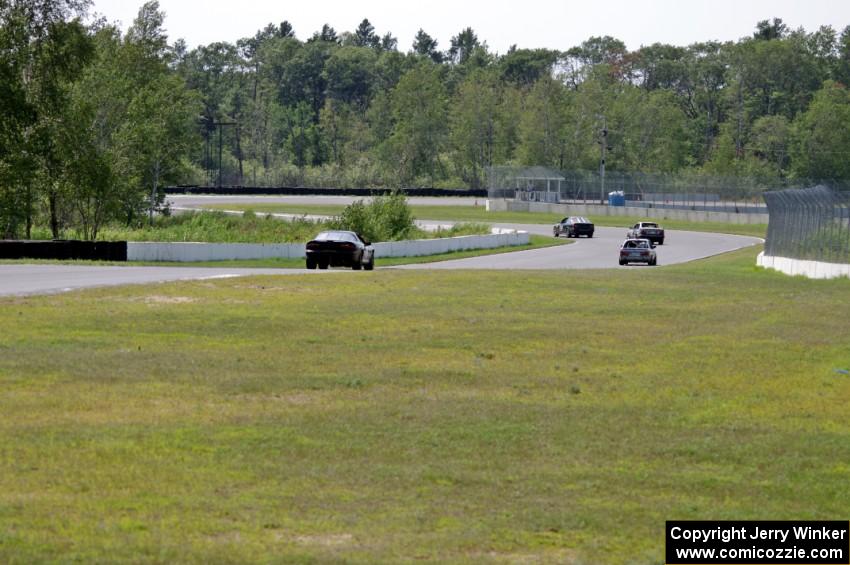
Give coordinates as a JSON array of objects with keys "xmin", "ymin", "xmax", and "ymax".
[{"xmin": 764, "ymin": 186, "xmax": 850, "ymax": 264}]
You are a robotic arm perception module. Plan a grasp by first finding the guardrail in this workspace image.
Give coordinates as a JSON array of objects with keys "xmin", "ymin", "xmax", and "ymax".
[
  {"xmin": 2, "ymin": 231, "xmax": 529, "ymax": 263},
  {"xmin": 126, "ymin": 231, "xmax": 529, "ymax": 262}
]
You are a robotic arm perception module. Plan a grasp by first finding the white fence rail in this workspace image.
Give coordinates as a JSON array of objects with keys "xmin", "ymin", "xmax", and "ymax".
[
  {"xmin": 757, "ymin": 252, "xmax": 850, "ymax": 280},
  {"xmin": 127, "ymin": 231, "xmax": 529, "ymax": 262}
]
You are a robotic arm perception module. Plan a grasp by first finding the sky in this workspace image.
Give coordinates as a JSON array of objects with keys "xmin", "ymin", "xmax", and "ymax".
[{"xmin": 87, "ymin": 0, "xmax": 850, "ymax": 54}]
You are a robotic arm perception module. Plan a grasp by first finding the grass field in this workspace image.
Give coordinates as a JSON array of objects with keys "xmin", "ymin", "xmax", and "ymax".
[
  {"xmin": 204, "ymin": 203, "xmax": 769, "ymax": 238},
  {"xmin": 1, "ymin": 247, "xmax": 848, "ymax": 562},
  {"xmin": 92, "ymin": 211, "xmax": 493, "ymax": 244}
]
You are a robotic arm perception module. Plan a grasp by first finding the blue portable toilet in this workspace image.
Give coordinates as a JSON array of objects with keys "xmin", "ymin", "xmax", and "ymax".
[{"xmin": 608, "ymin": 191, "xmax": 625, "ymax": 206}]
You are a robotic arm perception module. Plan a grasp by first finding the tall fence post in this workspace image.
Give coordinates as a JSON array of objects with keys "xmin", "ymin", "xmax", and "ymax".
[{"xmin": 763, "ymin": 185, "xmax": 850, "ymax": 265}]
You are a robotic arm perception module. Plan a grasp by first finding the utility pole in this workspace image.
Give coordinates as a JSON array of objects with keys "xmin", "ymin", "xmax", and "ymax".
[
  {"xmin": 198, "ymin": 116, "xmax": 215, "ymax": 186},
  {"xmin": 213, "ymin": 120, "xmax": 237, "ymax": 188},
  {"xmin": 597, "ymin": 115, "xmax": 611, "ymax": 205}
]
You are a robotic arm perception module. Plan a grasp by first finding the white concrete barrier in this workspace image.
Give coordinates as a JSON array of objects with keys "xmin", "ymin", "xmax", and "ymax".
[
  {"xmin": 757, "ymin": 252, "xmax": 850, "ymax": 280},
  {"xmin": 127, "ymin": 242, "xmax": 306, "ymax": 262},
  {"xmin": 127, "ymin": 230, "xmax": 530, "ymax": 262}
]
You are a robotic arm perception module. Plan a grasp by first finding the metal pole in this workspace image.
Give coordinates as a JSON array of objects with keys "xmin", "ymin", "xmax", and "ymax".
[
  {"xmin": 218, "ymin": 124, "xmax": 223, "ymax": 188},
  {"xmin": 598, "ymin": 115, "xmax": 608, "ymax": 205},
  {"xmin": 212, "ymin": 121, "xmax": 237, "ymax": 188},
  {"xmin": 206, "ymin": 133, "xmax": 211, "ymax": 186}
]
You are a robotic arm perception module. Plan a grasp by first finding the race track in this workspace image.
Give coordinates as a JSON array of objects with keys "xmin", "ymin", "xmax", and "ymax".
[
  {"xmin": 407, "ymin": 224, "xmax": 762, "ymax": 270},
  {"xmin": 0, "ymin": 196, "xmax": 762, "ymax": 296}
]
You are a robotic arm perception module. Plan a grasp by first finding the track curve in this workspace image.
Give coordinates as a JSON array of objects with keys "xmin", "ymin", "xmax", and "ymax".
[{"xmin": 0, "ymin": 196, "xmax": 762, "ymax": 295}]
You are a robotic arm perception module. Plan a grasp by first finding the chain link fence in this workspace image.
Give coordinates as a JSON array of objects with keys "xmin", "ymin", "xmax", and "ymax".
[
  {"xmin": 487, "ymin": 167, "xmax": 850, "ymax": 215},
  {"xmin": 763, "ymin": 185, "xmax": 850, "ymax": 264}
]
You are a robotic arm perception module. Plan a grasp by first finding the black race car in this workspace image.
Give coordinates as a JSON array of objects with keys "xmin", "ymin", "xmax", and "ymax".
[
  {"xmin": 305, "ymin": 230, "xmax": 375, "ymax": 270},
  {"xmin": 626, "ymin": 222, "xmax": 665, "ymax": 245},
  {"xmin": 553, "ymin": 216, "xmax": 594, "ymax": 238}
]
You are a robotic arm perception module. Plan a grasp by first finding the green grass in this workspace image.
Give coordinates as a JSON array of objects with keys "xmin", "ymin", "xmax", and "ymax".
[
  {"xmin": 1, "ymin": 247, "xmax": 849, "ymax": 562},
  {"xmin": 205, "ymin": 203, "xmax": 769, "ymax": 238},
  {"xmin": 35, "ymin": 211, "xmax": 489, "ymax": 244},
  {"xmin": 97, "ymin": 210, "xmax": 325, "ymax": 243}
]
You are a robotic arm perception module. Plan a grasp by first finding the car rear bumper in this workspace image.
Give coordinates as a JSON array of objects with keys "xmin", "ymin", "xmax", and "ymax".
[
  {"xmin": 306, "ymin": 250, "xmax": 359, "ymax": 266},
  {"xmin": 620, "ymin": 253, "xmax": 654, "ymax": 263}
]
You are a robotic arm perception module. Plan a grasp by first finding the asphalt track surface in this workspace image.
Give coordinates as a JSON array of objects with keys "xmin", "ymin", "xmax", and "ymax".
[
  {"xmin": 398, "ymin": 225, "xmax": 761, "ymax": 270},
  {"xmin": 0, "ymin": 196, "xmax": 762, "ymax": 296},
  {"xmin": 0, "ymin": 265, "xmax": 329, "ymax": 297}
]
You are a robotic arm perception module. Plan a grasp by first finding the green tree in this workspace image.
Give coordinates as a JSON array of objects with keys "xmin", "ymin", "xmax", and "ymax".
[
  {"xmin": 0, "ymin": 0, "xmax": 92, "ymax": 237},
  {"xmin": 448, "ymin": 27, "xmax": 479, "ymax": 65},
  {"xmin": 283, "ymin": 102, "xmax": 322, "ymax": 169},
  {"xmin": 834, "ymin": 26, "xmax": 850, "ymax": 85},
  {"xmin": 791, "ymin": 80, "xmax": 850, "ymax": 180},
  {"xmin": 749, "ymin": 115, "xmax": 791, "ymax": 176},
  {"xmin": 309, "ymin": 24, "xmax": 338, "ymax": 44},
  {"xmin": 686, "ymin": 41, "xmax": 730, "ymax": 162},
  {"xmin": 387, "ymin": 63, "xmax": 448, "ymax": 184},
  {"xmin": 753, "ymin": 18, "xmax": 788, "ymax": 41},
  {"xmin": 610, "ymin": 88, "xmax": 690, "ymax": 172},
  {"xmin": 320, "ymin": 99, "xmax": 360, "ymax": 166},
  {"xmin": 69, "ymin": 3, "xmax": 200, "ymax": 229},
  {"xmin": 324, "ymin": 46, "xmax": 377, "ymax": 108},
  {"xmin": 59, "ymin": 87, "xmax": 115, "ymax": 240},
  {"xmin": 352, "ymin": 18, "xmax": 379, "ymax": 49},
  {"xmin": 412, "ymin": 29, "xmax": 442, "ymax": 63},
  {"xmin": 499, "ymin": 47, "xmax": 559, "ymax": 87},
  {"xmin": 634, "ymin": 43, "xmax": 690, "ymax": 93},
  {"xmin": 517, "ymin": 77, "xmax": 570, "ymax": 168},
  {"xmin": 121, "ymin": 74, "xmax": 200, "ymax": 222},
  {"xmin": 450, "ymin": 69, "xmax": 500, "ymax": 188},
  {"xmin": 564, "ymin": 36, "xmax": 631, "ymax": 84}
]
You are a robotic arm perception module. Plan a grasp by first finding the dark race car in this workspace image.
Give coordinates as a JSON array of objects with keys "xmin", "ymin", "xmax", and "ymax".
[
  {"xmin": 305, "ymin": 230, "xmax": 375, "ymax": 270},
  {"xmin": 626, "ymin": 221, "xmax": 665, "ymax": 245},
  {"xmin": 553, "ymin": 216, "xmax": 595, "ymax": 238}
]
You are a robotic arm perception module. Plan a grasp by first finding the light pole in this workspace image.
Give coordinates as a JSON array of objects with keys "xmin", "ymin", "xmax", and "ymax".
[
  {"xmin": 597, "ymin": 115, "xmax": 611, "ymax": 205},
  {"xmin": 213, "ymin": 120, "xmax": 237, "ymax": 187}
]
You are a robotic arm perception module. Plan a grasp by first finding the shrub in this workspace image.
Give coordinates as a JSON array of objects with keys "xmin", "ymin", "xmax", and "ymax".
[
  {"xmin": 96, "ymin": 211, "xmax": 330, "ymax": 243},
  {"xmin": 330, "ymin": 189, "xmax": 416, "ymax": 242},
  {"xmin": 334, "ymin": 200, "xmax": 372, "ymax": 238},
  {"xmin": 371, "ymin": 190, "xmax": 416, "ymax": 240},
  {"xmin": 432, "ymin": 223, "xmax": 491, "ymax": 237}
]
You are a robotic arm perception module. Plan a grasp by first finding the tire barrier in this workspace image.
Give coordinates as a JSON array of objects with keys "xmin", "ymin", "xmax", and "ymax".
[
  {"xmin": 165, "ymin": 186, "xmax": 488, "ymax": 198},
  {"xmin": 0, "ymin": 240, "xmax": 128, "ymax": 261}
]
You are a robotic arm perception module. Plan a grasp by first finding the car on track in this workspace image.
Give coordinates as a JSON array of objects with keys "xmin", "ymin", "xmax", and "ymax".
[
  {"xmin": 553, "ymin": 216, "xmax": 594, "ymax": 238},
  {"xmin": 626, "ymin": 221, "xmax": 665, "ymax": 244},
  {"xmin": 619, "ymin": 238, "xmax": 657, "ymax": 266},
  {"xmin": 305, "ymin": 230, "xmax": 375, "ymax": 270}
]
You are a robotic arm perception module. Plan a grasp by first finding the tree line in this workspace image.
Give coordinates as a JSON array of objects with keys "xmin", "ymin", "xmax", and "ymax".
[{"xmin": 3, "ymin": 1, "xmax": 850, "ymax": 239}]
